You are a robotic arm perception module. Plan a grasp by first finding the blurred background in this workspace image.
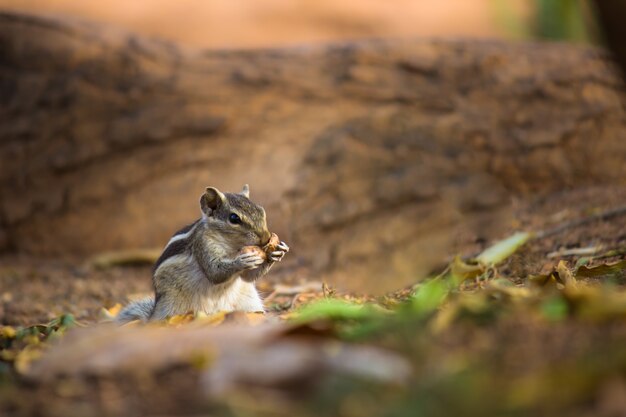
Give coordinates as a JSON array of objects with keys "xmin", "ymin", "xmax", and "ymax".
[
  {"xmin": 0, "ymin": 0, "xmax": 599, "ymax": 48},
  {"xmin": 1, "ymin": 0, "xmax": 624, "ymax": 291}
]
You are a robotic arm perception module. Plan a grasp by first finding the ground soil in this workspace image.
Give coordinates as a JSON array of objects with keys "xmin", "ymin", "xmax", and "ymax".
[
  {"xmin": 2, "ymin": 185, "xmax": 625, "ymax": 328},
  {"xmin": 0, "ymin": 190, "xmax": 625, "ymax": 417}
]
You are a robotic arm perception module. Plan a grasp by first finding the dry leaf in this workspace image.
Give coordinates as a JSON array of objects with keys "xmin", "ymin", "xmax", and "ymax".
[
  {"xmin": 100, "ymin": 303, "xmax": 123, "ymax": 320},
  {"xmin": 529, "ymin": 261, "xmax": 578, "ymax": 290},
  {"xmin": 450, "ymin": 256, "xmax": 484, "ymax": 284},
  {"xmin": 576, "ymin": 260, "xmax": 626, "ymax": 279},
  {"xmin": 556, "ymin": 261, "xmax": 578, "ymax": 289}
]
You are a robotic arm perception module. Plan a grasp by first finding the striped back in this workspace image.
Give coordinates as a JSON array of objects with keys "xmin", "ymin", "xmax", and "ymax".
[{"xmin": 153, "ymin": 219, "xmax": 201, "ymax": 273}]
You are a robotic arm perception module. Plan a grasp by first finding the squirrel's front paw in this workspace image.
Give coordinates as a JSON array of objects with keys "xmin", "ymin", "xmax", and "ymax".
[
  {"xmin": 268, "ymin": 241, "xmax": 289, "ymax": 262},
  {"xmin": 262, "ymin": 233, "xmax": 289, "ymax": 263},
  {"xmin": 237, "ymin": 247, "xmax": 266, "ymax": 269}
]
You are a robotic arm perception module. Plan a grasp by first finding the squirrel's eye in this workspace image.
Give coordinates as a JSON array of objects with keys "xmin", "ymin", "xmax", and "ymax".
[{"xmin": 229, "ymin": 213, "xmax": 242, "ymax": 225}]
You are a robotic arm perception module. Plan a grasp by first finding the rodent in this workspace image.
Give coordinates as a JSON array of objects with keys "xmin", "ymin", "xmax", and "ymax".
[{"xmin": 116, "ymin": 184, "xmax": 289, "ymax": 323}]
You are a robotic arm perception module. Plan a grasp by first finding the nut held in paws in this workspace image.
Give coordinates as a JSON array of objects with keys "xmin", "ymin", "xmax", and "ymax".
[
  {"xmin": 239, "ymin": 245, "xmax": 267, "ymax": 261},
  {"xmin": 262, "ymin": 233, "xmax": 281, "ymax": 254}
]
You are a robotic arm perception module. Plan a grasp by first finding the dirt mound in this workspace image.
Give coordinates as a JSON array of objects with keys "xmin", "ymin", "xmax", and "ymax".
[{"xmin": 1, "ymin": 12, "xmax": 625, "ymax": 288}]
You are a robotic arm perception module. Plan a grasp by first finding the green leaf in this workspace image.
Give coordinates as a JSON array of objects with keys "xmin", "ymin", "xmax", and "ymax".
[
  {"xmin": 293, "ymin": 299, "xmax": 378, "ymax": 323},
  {"xmin": 411, "ymin": 279, "xmax": 449, "ymax": 316},
  {"xmin": 541, "ymin": 297, "xmax": 569, "ymax": 321},
  {"xmin": 59, "ymin": 314, "xmax": 76, "ymax": 329}
]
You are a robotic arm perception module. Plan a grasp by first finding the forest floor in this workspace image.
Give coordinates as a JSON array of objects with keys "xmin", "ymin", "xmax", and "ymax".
[{"xmin": 1, "ymin": 184, "xmax": 626, "ymax": 417}]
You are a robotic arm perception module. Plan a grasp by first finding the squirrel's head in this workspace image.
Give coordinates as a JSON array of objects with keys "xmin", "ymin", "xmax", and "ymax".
[{"xmin": 200, "ymin": 184, "xmax": 271, "ymax": 248}]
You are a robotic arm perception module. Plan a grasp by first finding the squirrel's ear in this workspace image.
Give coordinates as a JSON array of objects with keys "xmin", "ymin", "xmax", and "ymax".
[
  {"xmin": 201, "ymin": 187, "xmax": 226, "ymax": 215},
  {"xmin": 240, "ymin": 184, "xmax": 250, "ymax": 198}
]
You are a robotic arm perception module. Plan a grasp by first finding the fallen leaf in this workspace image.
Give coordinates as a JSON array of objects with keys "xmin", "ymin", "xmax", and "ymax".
[
  {"xmin": 485, "ymin": 279, "xmax": 531, "ymax": 298},
  {"xmin": 450, "ymin": 256, "xmax": 484, "ymax": 284},
  {"xmin": 14, "ymin": 344, "xmax": 43, "ymax": 374},
  {"xmin": 293, "ymin": 299, "xmax": 379, "ymax": 324},
  {"xmin": 575, "ymin": 260, "xmax": 626, "ymax": 279},
  {"xmin": 411, "ymin": 278, "xmax": 449, "ymax": 315},
  {"xmin": 475, "ymin": 232, "xmax": 532, "ymax": 265},
  {"xmin": 100, "ymin": 303, "xmax": 123, "ymax": 320},
  {"xmin": 528, "ymin": 261, "xmax": 578, "ymax": 290},
  {"xmin": 166, "ymin": 313, "xmax": 196, "ymax": 326},
  {"xmin": 0, "ymin": 326, "xmax": 16, "ymax": 339},
  {"xmin": 194, "ymin": 311, "xmax": 227, "ymax": 326},
  {"xmin": 556, "ymin": 261, "xmax": 578, "ymax": 289}
]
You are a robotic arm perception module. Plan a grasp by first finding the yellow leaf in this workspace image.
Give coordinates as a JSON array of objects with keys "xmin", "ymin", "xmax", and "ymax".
[
  {"xmin": 22, "ymin": 335, "xmax": 40, "ymax": 346},
  {"xmin": 167, "ymin": 313, "xmax": 195, "ymax": 326},
  {"xmin": 528, "ymin": 273, "xmax": 558, "ymax": 288},
  {"xmin": 450, "ymin": 256, "xmax": 484, "ymax": 284},
  {"xmin": 529, "ymin": 261, "xmax": 578, "ymax": 291},
  {"xmin": 486, "ymin": 280, "xmax": 531, "ymax": 299},
  {"xmin": 0, "ymin": 326, "xmax": 16, "ymax": 339},
  {"xmin": 556, "ymin": 260, "xmax": 577, "ymax": 289},
  {"xmin": 195, "ymin": 311, "xmax": 226, "ymax": 326},
  {"xmin": 14, "ymin": 345, "xmax": 43, "ymax": 374},
  {"xmin": 100, "ymin": 303, "xmax": 123, "ymax": 320}
]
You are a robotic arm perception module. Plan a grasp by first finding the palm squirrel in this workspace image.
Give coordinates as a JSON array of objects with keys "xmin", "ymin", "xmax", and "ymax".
[{"xmin": 116, "ymin": 184, "xmax": 289, "ymax": 323}]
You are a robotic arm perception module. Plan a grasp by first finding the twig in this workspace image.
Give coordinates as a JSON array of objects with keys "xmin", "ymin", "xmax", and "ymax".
[
  {"xmin": 90, "ymin": 249, "xmax": 162, "ymax": 269},
  {"xmin": 263, "ymin": 282, "xmax": 323, "ymax": 303},
  {"xmin": 535, "ymin": 205, "xmax": 626, "ymax": 239},
  {"xmin": 547, "ymin": 246, "xmax": 602, "ymax": 258}
]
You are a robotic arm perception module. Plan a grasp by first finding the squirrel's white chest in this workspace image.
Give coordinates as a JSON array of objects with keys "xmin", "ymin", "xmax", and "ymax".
[
  {"xmin": 202, "ymin": 277, "xmax": 264, "ymax": 313},
  {"xmin": 187, "ymin": 260, "xmax": 264, "ymax": 314}
]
